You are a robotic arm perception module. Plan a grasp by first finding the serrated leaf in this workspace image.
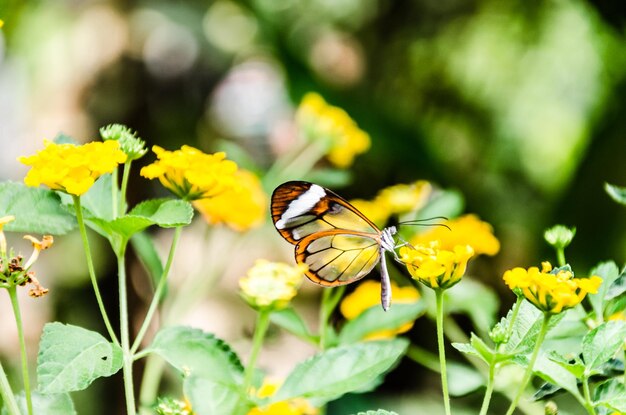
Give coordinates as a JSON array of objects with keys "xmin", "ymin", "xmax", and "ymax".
[
  {"xmin": 594, "ymin": 379, "xmax": 626, "ymax": 412},
  {"xmin": 530, "ymin": 353, "xmax": 582, "ymax": 400},
  {"xmin": 184, "ymin": 375, "xmax": 250, "ymax": 415},
  {"xmin": 147, "ymin": 326, "xmax": 243, "ymax": 383},
  {"xmin": 503, "ymin": 300, "xmax": 562, "ymax": 355},
  {"xmin": 4, "ymin": 391, "xmax": 76, "ymax": 415},
  {"xmin": 588, "ymin": 261, "xmax": 620, "ymax": 320},
  {"xmin": 338, "ymin": 301, "xmax": 425, "ymax": 344},
  {"xmin": 129, "ymin": 199, "xmax": 193, "ymax": 228},
  {"xmin": 37, "ymin": 323, "xmax": 123, "ymax": 394},
  {"xmin": 274, "ymin": 339, "xmax": 408, "ymax": 404},
  {"xmin": 451, "ymin": 333, "xmax": 499, "ymax": 365},
  {"xmin": 546, "ymin": 351, "xmax": 585, "ymax": 378},
  {"xmin": 605, "ymin": 182, "xmax": 626, "ymax": 205},
  {"xmin": 270, "ymin": 308, "xmax": 316, "ymax": 343},
  {"xmin": 352, "ymin": 411, "xmax": 399, "ymax": 415},
  {"xmin": 606, "ymin": 267, "xmax": 626, "ymax": 301},
  {"xmin": 582, "ymin": 320, "xmax": 626, "ymax": 374},
  {"xmin": 0, "ymin": 182, "xmax": 76, "ymax": 234}
]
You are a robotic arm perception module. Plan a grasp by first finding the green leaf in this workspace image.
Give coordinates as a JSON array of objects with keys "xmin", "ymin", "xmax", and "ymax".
[
  {"xmin": 352, "ymin": 411, "xmax": 399, "ymax": 415},
  {"xmin": 605, "ymin": 182, "xmax": 626, "ymax": 205},
  {"xmin": 273, "ymin": 339, "xmax": 408, "ymax": 404},
  {"xmin": 546, "ymin": 351, "xmax": 585, "ymax": 378},
  {"xmin": 146, "ymin": 326, "xmax": 243, "ymax": 383},
  {"xmin": 79, "ymin": 174, "xmax": 117, "ymax": 222},
  {"xmin": 452, "ymin": 333, "xmax": 503, "ymax": 365},
  {"xmin": 416, "ymin": 188, "xmax": 465, "ymax": 220},
  {"xmin": 527, "ymin": 353, "xmax": 582, "ymax": 400},
  {"xmin": 582, "ymin": 320, "xmax": 626, "ymax": 374},
  {"xmin": 53, "ymin": 132, "xmax": 78, "ymax": 145},
  {"xmin": 303, "ymin": 169, "xmax": 351, "ymax": 188},
  {"xmin": 37, "ymin": 323, "xmax": 123, "ymax": 394},
  {"xmin": 447, "ymin": 279, "xmax": 499, "ymax": 334},
  {"xmin": 0, "ymin": 182, "xmax": 76, "ymax": 234},
  {"xmin": 594, "ymin": 379, "xmax": 626, "ymax": 413},
  {"xmin": 503, "ymin": 300, "xmax": 562, "ymax": 355},
  {"xmin": 606, "ymin": 266, "xmax": 626, "ymax": 301},
  {"xmin": 338, "ymin": 302, "xmax": 425, "ymax": 344},
  {"xmin": 588, "ymin": 261, "xmax": 620, "ymax": 320},
  {"xmin": 129, "ymin": 199, "xmax": 194, "ymax": 228},
  {"xmin": 270, "ymin": 308, "xmax": 316, "ymax": 343},
  {"xmin": 6, "ymin": 392, "xmax": 76, "ymax": 415},
  {"xmin": 447, "ymin": 362, "xmax": 484, "ymax": 396},
  {"xmin": 183, "ymin": 375, "xmax": 250, "ymax": 415},
  {"xmin": 131, "ymin": 232, "xmax": 164, "ymax": 288}
]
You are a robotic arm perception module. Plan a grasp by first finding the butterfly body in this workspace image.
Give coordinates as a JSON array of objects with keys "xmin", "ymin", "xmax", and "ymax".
[{"xmin": 271, "ymin": 181, "xmax": 398, "ymax": 310}]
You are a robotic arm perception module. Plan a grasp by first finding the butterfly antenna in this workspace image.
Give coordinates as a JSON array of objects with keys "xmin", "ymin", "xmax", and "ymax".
[{"xmin": 398, "ymin": 216, "xmax": 451, "ymax": 231}]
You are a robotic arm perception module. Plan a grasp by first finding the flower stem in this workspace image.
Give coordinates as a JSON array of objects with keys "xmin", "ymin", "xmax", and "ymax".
[
  {"xmin": 581, "ymin": 376, "xmax": 597, "ymax": 415},
  {"xmin": 556, "ymin": 248, "xmax": 566, "ymax": 268},
  {"xmin": 435, "ymin": 289, "xmax": 452, "ymax": 415},
  {"xmin": 478, "ymin": 355, "xmax": 496, "ymax": 415},
  {"xmin": 505, "ymin": 313, "xmax": 551, "ymax": 415},
  {"xmin": 117, "ymin": 248, "xmax": 136, "ymax": 415},
  {"xmin": 131, "ymin": 226, "xmax": 182, "ymax": 354},
  {"xmin": 72, "ymin": 195, "xmax": 119, "ymax": 345},
  {"xmin": 138, "ymin": 357, "xmax": 165, "ymax": 414},
  {"xmin": 243, "ymin": 310, "xmax": 271, "ymax": 393},
  {"xmin": 0, "ymin": 359, "xmax": 20, "ymax": 415},
  {"xmin": 8, "ymin": 286, "xmax": 32, "ymax": 415},
  {"xmin": 120, "ymin": 162, "xmax": 132, "ymax": 215},
  {"xmin": 319, "ymin": 286, "xmax": 345, "ymax": 350}
]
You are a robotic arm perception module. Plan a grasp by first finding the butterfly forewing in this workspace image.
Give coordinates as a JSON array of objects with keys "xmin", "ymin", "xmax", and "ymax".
[
  {"xmin": 271, "ymin": 181, "xmax": 380, "ymax": 244},
  {"xmin": 296, "ymin": 231, "xmax": 381, "ymax": 286}
]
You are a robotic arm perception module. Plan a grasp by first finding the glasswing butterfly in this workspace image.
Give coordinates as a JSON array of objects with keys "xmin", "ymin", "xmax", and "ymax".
[{"xmin": 271, "ymin": 181, "xmax": 400, "ymax": 311}]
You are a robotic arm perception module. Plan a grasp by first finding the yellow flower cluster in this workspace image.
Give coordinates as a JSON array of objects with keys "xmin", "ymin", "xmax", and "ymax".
[
  {"xmin": 350, "ymin": 181, "xmax": 432, "ymax": 227},
  {"xmin": 248, "ymin": 380, "xmax": 317, "ymax": 415},
  {"xmin": 239, "ymin": 260, "xmax": 306, "ymax": 310},
  {"xmin": 193, "ymin": 170, "xmax": 266, "ymax": 232},
  {"xmin": 399, "ymin": 242, "xmax": 474, "ymax": 290},
  {"xmin": 340, "ymin": 280, "xmax": 421, "ymax": 340},
  {"xmin": 19, "ymin": 140, "xmax": 127, "ymax": 196},
  {"xmin": 296, "ymin": 92, "xmax": 370, "ymax": 168},
  {"xmin": 503, "ymin": 262, "xmax": 602, "ymax": 315},
  {"xmin": 140, "ymin": 145, "xmax": 238, "ymax": 200},
  {"xmin": 411, "ymin": 214, "xmax": 500, "ymax": 256}
]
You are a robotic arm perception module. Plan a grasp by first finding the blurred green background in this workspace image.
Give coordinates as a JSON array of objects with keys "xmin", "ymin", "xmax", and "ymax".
[{"xmin": 0, "ymin": 0, "xmax": 625, "ymax": 413}]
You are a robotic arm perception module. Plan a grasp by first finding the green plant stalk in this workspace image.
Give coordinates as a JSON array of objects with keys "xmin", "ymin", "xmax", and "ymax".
[
  {"xmin": 131, "ymin": 226, "xmax": 182, "ymax": 354},
  {"xmin": 505, "ymin": 296, "xmax": 524, "ymax": 340},
  {"xmin": 478, "ymin": 355, "xmax": 497, "ymax": 415},
  {"xmin": 119, "ymin": 162, "xmax": 132, "ymax": 216},
  {"xmin": 243, "ymin": 310, "xmax": 271, "ymax": 393},
  {"xmin": 406, "ymin": 344, "xmax": 440, "ymax": 372},
  {"xmin": 556, "ymin": 248, "xmax": 566, "ymax": 268},
  {"xmin": 504, "ymin": 313, "xmax": 551, "ymax": 415},
  {"xmin": 581, "ymin": 376, "xmax": 597, "ymax": 415},
  {"xmin": 72, "ymin": 195, "xmax": 119, "ymax": 345},
  {"xmin": 318, "ymin": 286, "xmax": 345, "ymax": 350},
  {"xmin": 138, "ymin": 357, "xmax": 165, "ymax": 415},
  {"xmin": 435, "ymin": 289, "xmax": 452, "ymax": 415},
  {"xmin": 117, "ymin": 248, "xmax": 137, "ymax": 415},
  {"xmin": 8, "ymin": 286, "xmax": 32, "ymax": 415},
  {"xmin": 0, "ymin": 359, "xmax": 20, "ymax": 415}
]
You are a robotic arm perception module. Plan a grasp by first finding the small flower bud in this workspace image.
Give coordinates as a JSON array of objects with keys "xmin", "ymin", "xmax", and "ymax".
[
  {"xmin": 544, "ymin": 400, "xmax": 558, "ymax": 415},
  {"xmin": 100, "ymin": 124, "xmax": 147, "ymax": 161},
  {"xmin": 489, "ymin": 319, "xmax": 510, "ymax": 345},
  {"xmin": 544, "ymin": 225, "xmax": 576, "ymax": 250}
]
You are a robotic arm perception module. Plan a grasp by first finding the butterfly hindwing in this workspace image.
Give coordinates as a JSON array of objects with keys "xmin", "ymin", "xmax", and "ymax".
[
  {"xmin": 271, "ymin": 181, "xmax": 380, "ymax": 244},
  {"xmin": 296, "ymin": 230, "xmax": 381, "ymax": 286}
]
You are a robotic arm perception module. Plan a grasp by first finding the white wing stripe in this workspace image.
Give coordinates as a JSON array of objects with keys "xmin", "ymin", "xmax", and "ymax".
[{"xmin": 275, "ymin": 185, "xmax": 326, "ymax": 229}]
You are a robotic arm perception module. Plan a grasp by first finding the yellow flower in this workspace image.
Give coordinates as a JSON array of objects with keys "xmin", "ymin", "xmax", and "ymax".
[
  {"xmin": 503, "ymin": 262, "xmax": 603, "ymax": 315},
  {"xmin": 375, "ymin": 181, "xmax": 432, "ymax": 215},
  {"xmin": 340, "ymin": 280, "xmax": 421, "ymax": 340},
  {"xmin": 399, "ymin": 242, "xmax": 474, "ymax": 290},
  {"xmin": 140, "ymin": 145, "xmax": 238, "ymax": 200},
  {"xmin": 248, "ymin": 379, "xmax": 317, "ymax": 415},
  {"xmin": 411, "ymin": 214, "xmax": 500, "ymax": 256},
  {"xmin": 239, "ymin": 260, "xmax": 306, "ymax": 310},
  {"xmin": 19, "ymin": 140, "xmax": 127, "ymax": 196},
  {"xmin": 193, "ymin": 170, "xmax": 266, "ymax": 231},
  {"xmin": 0, "ymin": 216, "xmax": 15, "ymax": 255},
  {"xmin": 296, "ymin": 92, "xmax": 370, "ymax": 168}
]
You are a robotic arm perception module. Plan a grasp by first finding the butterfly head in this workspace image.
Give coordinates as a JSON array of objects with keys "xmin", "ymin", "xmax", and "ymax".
[{"xmin": 381, "ymin": 226, "xmax": 397, "ymax": 252}]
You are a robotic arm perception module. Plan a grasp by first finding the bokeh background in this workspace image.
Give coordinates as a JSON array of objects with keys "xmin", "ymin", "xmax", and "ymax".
[{"xmin": 1, "ymin": 0, "xmax": 625, "ymax": 413}]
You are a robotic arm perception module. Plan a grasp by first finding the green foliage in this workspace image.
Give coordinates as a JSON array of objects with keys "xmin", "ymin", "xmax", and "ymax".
[
  {"xmin": 593, "ymin": 379, "xmax": 626, "ymax": 413},
  {"xmin": 183, "ymin": 375, "xmax": 251, "ymax": 415},
  {"xmin": 272, "ymin": 339, "xmax": 408, "ymax": 404},
  {"xmin": 582, "ymin": 321, "xmax": 626, "ymax": 375},
  {"xmin": 338, "ymin": 302, "xmax": 425, "ymax": 344},
  {"xmin": 130, "ymin": 231, "xmax": 165, "ymax": 288},
  {"xmin": 2, "ymin": 392, "xmax": 76, "ymax": 415},
  {"xmin": 604, "ymin": 182, "xmax": 626, "ymax": 205},
  {"xmin": 0, "ymin": 182, "xmax": 76, "ymax": 235},
  {"xmin": 36, "ymin": 323, "xmax": 123, "ymax": 394},
  {"xmin": 270, "ymin": 307, "xmax": 317, "ymax": 343},
  {"xmin": 588, "ymin": 261, "xmax": 620, "ymax": 321},
  {"xmin": 352, "ymin": 411, "xmax": 399, "ymax": 415}
]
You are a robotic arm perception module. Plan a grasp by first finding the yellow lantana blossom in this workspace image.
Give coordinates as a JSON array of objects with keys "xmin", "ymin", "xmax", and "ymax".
[
  {"xmin": 140, "ymin": 145, "xmax": 238, "ymax": 200},
  {"xmin": 19, "ymin": 140, "xmax": 127, "ymax": 196},
  {"xmin": 340, "ymin": 280, "xmax": 421, "ymax": 340},
  {"xmin": 503, "ymin": 262, "xmax": 602, "ymax": 315},
  {"xmin": 239, "ymin": 260, "xmax": 306, "ymax": 311},
  {"xmin": 193, "ymin": 170, "xmax": 266, "ymax": 232},
  {"xmin": 248, "ymin": 379, "xmax": 317, "ymax": 415},
  {"xmin": 296, "ymin": 92, "xmax": 370, "ymax": 168},
  {"xmin": 411, "ymin": 214, "xmax": 499, "ymax": 256},
  {"xmin": 400, "ymin": 242, "xmax": 474, "ymax": 290}
]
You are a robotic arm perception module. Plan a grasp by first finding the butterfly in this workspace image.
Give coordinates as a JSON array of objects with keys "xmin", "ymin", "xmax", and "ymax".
[{"xmin": 271, "ymin": 181, "xmax": 400, "ymax": 311}]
